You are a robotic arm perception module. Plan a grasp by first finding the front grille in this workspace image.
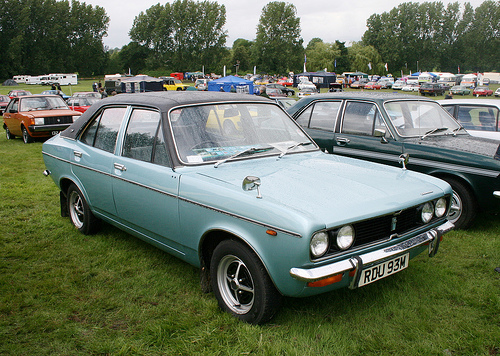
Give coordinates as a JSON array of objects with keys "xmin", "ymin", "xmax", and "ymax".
[
  {"xmin": 44, "ymin": 116, "xmax": 73, "ymax": 125},
  {"xmin": 320, "ymin": 196, "xmax": 450, "ymax": 260}
]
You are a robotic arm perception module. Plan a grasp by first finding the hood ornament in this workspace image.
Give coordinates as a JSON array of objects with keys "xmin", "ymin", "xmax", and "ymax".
[{"xmin": 399, "ymin": 153, "xmax": 409, "ymax": 170}]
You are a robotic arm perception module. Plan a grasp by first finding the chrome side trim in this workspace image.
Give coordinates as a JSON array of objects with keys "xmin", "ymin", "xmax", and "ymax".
[
  {"xmin": 42, "ymin": 151, "xmax": 302, "ymax": 238},
  {"xmin": 334, "ymin": 147, "xmax": 500, "ymax": 178},
  {"xmin": 289, "ymin": 221, "xmax": 454, "ymax": 283}
]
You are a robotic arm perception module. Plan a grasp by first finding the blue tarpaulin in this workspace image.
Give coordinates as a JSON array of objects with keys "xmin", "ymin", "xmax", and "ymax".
[{"xmin": 207, "ymin": 75, "xmax": 253, "ymax": 94}]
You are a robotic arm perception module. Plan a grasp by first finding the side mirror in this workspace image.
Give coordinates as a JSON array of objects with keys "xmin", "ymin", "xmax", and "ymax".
[
  {"xmin": 374, "ymin": 128, "xmax": 388, "ymax": 143},
  {"xmin": 242, "ymin": 176, "xmax": 262, "ymax": 199}
]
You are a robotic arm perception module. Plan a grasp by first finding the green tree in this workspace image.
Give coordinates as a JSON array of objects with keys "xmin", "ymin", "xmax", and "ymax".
[
  {"xmin": 363, "ymin": 1, "xmax": 500, "ymax": 74},
  {"xmin": 348, "ymin": 42, "xmax": 383, "ymax": 74},
  {"xmin": 231, "ymin": 39, "xmax": 253, "ymax": 74},
  {"xmin": 129, "ymin": 0, "xmax": 227, "ymax": 73},
  {"xmin": 254, "ymin": 1, "xmax": 304, "ymax": 74},
  {"xmin": 0, "ymin": 0, "xmax": 108, "ymax": 78}
]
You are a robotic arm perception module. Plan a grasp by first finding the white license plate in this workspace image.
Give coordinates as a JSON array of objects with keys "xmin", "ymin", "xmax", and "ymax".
[{"xmin": 358, "ymin": 253, "xmax": 409, "ymax": 287}]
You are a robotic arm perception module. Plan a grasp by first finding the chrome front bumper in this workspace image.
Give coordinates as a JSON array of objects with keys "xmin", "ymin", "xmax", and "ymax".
[{"xmin": 290, "ymin": 221, "xmax": 454, "ymax": 287}]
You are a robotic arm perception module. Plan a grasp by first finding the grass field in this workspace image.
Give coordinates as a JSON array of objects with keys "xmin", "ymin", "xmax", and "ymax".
[{"xmin": 0, "ymin": 82, "xmax": 499, "ymax": 355}]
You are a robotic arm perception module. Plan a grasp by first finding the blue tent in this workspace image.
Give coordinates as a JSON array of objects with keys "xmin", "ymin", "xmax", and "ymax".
[{"xmin": 207, "ymin": 75, "xmax": 253, "ymax": 94}]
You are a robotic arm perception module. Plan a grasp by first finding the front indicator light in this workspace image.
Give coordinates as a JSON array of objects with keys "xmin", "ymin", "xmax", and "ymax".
[
  {"xmin": 421, "ymin": 202, "xmax": 434, "ymax": 223},
  {"xmin": 307, "ymin": 273, "xmax": 342, "ymax": 287},
  {"xmin": 310, "ymin": 232, "xmax": 329, "ymax": 258},
  {"xmin": 337, "ymin": 225, "xmax": 355, "ymax": 250},
  {"xmin": 435, "ymin": 198, "xmax": 447, "ymax": 217}
]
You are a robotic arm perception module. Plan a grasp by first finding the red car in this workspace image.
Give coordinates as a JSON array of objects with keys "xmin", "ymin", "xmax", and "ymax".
[
  {"xmin": 66, "ymin": 96, "xmax": 101, "ymax": 113},
  {"xmin": 364, "ymin": 81, "xmax": 382, "ymax": 90},
  {"xmin": 473, "ymin": 86, "xmax": 493, "ymax": 97},
  {"xmin": 8, "ymin": 90, "xmax": 32, "ymax": 99},
  {"xmin": 0, "ymin": 95, "xmax": 11, "ymax": 114}
]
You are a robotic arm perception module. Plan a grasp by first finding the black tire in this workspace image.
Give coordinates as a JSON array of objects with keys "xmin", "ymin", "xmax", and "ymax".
[
  {"xmin": 5, "ymin": 126, "xmax": 15, "ymax": 140},
  {"xmin": 22, "ymin": 127, "xmax": 33, "ymax": 144},
  {"xmin": 210, "ymin": 239, "xmax": 282, "ymax": 324},
  {"xmin": 67, "ymin": 184, "xmax": 100, "ymax": 235},
  {"xmin": 287, "ymin": 91, "xmax": 293, "ymax": 97},
  {"xmin": 443, "ymin": 177, "xmax": 477, "ymax": 229}
]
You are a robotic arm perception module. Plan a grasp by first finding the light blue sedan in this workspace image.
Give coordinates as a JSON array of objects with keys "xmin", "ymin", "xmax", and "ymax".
[{"xmin": 42, "ymin": 92, "xmax": 453, "ymax": 324}]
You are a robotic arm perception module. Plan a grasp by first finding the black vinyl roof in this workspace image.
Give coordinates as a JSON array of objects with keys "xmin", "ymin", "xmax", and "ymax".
[{"xmin": 61, "ymin": 91, "xmax": 272, "ymax": 139}]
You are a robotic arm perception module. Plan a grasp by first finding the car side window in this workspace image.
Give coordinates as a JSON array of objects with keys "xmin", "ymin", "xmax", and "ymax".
[
  {"xmin": 152, "ymin": 123, "xmax": 171, "ymax": 167},
  {"xmin": 295, "ymin": 106, "xmax": 313, "ymax": 127},
  {"xmin": 122, "ymin": 109, "xmax": 161, "ymax": 163},
  {"xmin": 308, "ymin": 101, "xmax": 341, "ymax": 131},
  {"xmin": 342, "ymin": 101, "xmax": 379, "ymax": 136},
  {"xmin": 456, "ymin": 105, "xmax": 499, "ymax": 131},
  {"xmin": 81, "ymin": 107, "xmax": 127, "ymax": 153}
]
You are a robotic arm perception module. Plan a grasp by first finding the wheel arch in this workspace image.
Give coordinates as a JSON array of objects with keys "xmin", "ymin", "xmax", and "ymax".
[
  {"xmin": 430, "ymin": 171, "xmax": 478, "ymax": 203},
  {"xmin": 198, "ymin": 228, "xmax": 278, "ymax": 294}
]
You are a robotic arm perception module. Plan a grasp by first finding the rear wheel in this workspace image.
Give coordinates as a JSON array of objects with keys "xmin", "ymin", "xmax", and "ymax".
[
  {"xmin": 287, "ymin": 91, "xmax": 293, "ymax": 97},
  {"xmin": 210, "ymin": 240, "xmax": 282, "ymax": 324},
  {"xmin": 22, "ymin": 127, "xmax": 33, "ymax": 144},
  {"xmin": 67, "ymin": 184, "xmax": 100, "ymax": 235},
  {"xmin": 5, "ymin": 127, "xmax": 15, "ymax": 140},
  {"xmin": 443, "ymin": 177, "xmax": 477, "ymax": 229}
]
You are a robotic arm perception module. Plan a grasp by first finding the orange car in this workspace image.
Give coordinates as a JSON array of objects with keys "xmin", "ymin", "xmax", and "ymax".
[{"xmin": 3, "ymin": 95, "xmax": 81, "ymax": 143}]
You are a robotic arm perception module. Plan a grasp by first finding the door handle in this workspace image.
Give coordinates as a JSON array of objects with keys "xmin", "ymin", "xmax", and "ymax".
[
  {"xmin": 73, "ymin": 150, "xmax": 82, "ymax": 158},
  {"xmin": 114, "ymin": 163, "xmax": 127, "ymax": 172},
  {"xmin": 336, "ymin": 137, "xmax": 351, "ymax": 145}
]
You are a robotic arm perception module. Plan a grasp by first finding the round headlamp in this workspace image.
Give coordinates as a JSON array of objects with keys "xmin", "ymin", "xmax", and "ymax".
[
  {"xmin": 421, "ymin": 202, "xmax": 434, "ymax": 223},
  {"xmin": 337, "ymin": 225, "xmax": 355, "ymax": 250},
  {"xmin": 310, "ymin": 232, "xmax": 329, "ymax": 258},
  {"xmin": 434, "ymin": 198, "xmax": 447, "ymax": 218}
]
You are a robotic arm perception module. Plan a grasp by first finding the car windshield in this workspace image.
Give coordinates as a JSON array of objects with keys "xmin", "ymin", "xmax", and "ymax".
[
  {"xmin": 170, "ymin": 102, "xmax": 316, "ymax": 164},
  {"xmin": 384, "ymin": 100, "xmax": 461, "ymax": 137},
  {"xmin": 20, "ymin": 96, "xmax": 68, "ymax": 112}
]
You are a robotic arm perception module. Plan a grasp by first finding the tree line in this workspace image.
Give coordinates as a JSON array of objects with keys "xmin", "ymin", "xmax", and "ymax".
[{"xmin": 0, "ymin": 0, "xmax": 498, "ymax": 80}]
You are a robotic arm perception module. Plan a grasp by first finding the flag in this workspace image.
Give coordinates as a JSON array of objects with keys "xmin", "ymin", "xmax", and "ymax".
[
  {"xmin": 458, "ymin": 65, "xmax": 460, "ymax": 74},
  {"xmin": 334, "ymin": 59, "xmax": 337, "ymax": 68},
  {"xmin": 303, "ymin": 54, "xmax": 307, "ymax": 73},
  {"xmin": 368, "ymin": 62, "xmax": 372, "ymax": 70},
  {"xmin": 385, "ymin": 63, "xmax": 389, "ymax": 71}
]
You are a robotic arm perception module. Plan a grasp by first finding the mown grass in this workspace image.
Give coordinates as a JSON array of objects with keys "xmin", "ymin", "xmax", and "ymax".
[{"xmin": 0, "ymin": 95, "xmax": 499, "ymax": 355}]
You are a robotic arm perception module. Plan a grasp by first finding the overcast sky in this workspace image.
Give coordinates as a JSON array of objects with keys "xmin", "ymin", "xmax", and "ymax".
[{"xmin": 83, "ymin": 0, "xmax": 486, "ymax": 49}]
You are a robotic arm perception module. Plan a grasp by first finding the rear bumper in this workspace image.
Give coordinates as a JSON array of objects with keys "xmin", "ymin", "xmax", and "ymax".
[{"xmin": 290, "ymin": 221, "xmax": 454, "ymax": 285}]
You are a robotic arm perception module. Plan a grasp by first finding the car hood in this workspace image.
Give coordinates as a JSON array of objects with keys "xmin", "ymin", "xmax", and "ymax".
[
  {"xmin": 404, "ymin": 134, "xmax": 500, "ymax": 159},
  {"xmin": 179, "ymin": 151, "xmax": 450, "ymax": 234}
]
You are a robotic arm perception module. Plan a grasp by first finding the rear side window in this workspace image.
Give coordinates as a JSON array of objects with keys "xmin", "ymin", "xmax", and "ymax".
[
  {"xmin": 81, "ymin": 107, "xmax": 127, "ymax": 153},
  {"xmin": 122, "ymin": 109, "xmax": 169, "ymax": 165}
]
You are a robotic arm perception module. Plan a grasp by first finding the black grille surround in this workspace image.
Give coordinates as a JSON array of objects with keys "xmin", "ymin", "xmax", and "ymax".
[
  {"xmin": 313, "ymin": 195, "xmax": 451, "ymax": 261},
  {"xmin": 44, "ymin": 116, "xmax": 74, "ymax": 125}
]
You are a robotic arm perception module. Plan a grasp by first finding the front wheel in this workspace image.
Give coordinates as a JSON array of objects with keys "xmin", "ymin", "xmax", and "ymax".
[
  {"xmin": 67, "ymin": 184, "xmax": 100, "ymax": 235},
  {"xmin": 22, "ymin": 127, "xmax": 33, "ymax": 143},
  {"xmin": 443, "ymin": 177, "xmax": 477, "ymax": 229},
  {"xmin": 287, "ymin": 91, "xmax": 293, "ymax": 97},
  {"xmin": 210, "ymin": 240, "xmax": 282, "ymax": 324}
]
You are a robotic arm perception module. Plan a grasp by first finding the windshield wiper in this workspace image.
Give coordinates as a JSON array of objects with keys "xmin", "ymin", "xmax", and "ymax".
[
  {"xmin": 214, "ymin": 146, "xmax": 274, "ymax": 168},
  {"xmin": 452, "ymin": 126, "xmax": 466, "ymax": 135},
  {"xmin": 278, "ymin": 141, "xmax": 313, "ymax": 159},
  {"xmin": 421, "ymin": 127, "xmax": 449, "ymax": 140}
]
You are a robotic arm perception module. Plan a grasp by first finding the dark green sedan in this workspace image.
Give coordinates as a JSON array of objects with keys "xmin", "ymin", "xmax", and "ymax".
[{"xmin": 288, "ymin": 92, "xmax": 500, "ymax": 229}]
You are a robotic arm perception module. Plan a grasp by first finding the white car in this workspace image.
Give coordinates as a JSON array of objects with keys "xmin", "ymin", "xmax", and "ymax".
[
  {"xmin": 297, "ymin": 81, "xmax": 317, "ymax": 91},
  {"xmin": 495, "ymin": 88, "xmax": 500, "ymax": 97},
  {"xmin": 392, "ymin": 80, "xmax": 407, "ymax": 90},
  {"xmin": 402, "ymin": 84, "xmax": 420, "ymax": 92},
  {"xmin": 438, "ymin": 99, "xmax": 500, "ymax": 140},
  {"xmin": 298, "ymin": 87, "xmax": 318, "ymax": 98}
]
